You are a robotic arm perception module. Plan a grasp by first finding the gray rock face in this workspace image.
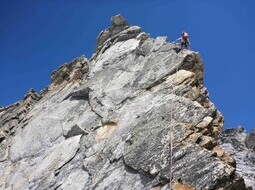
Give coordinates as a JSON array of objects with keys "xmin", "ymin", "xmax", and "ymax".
[
  {"xmin": 219, "ymin": 127, "xmax": 255, "ymax": 189},
  {"xmin": 0, "ymin": 14, "xmax": 251, "ymax": 190},
  {"xmin": 94, "ymin": 15, "xmax": 141, "ymax": 57},
  {"xmin": 0, "ymin": 89, "xmax": 41, "ymax": 162},
  {"xmin": 245, "ymin": 129, "xmax": 255, "ymax": 150}
]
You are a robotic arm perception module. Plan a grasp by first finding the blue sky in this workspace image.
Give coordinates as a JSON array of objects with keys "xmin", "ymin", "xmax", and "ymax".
[{"xmin": 1, "ymin": 0, "xmax": 255, "ymax": 132}]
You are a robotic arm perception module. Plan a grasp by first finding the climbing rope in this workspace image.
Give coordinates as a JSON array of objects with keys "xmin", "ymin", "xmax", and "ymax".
[
  {"xmin": 169, "ymin": 59, "xmax": 181, "ymax": 190},
  {"xmin": 169, "ymin": 106, "xmax": 173, "ymax": 190}
]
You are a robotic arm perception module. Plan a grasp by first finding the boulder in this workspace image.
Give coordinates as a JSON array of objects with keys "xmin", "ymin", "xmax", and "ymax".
[{"xmin": 111, "ymin": 14, "xmax": 128, "ymax": 26}]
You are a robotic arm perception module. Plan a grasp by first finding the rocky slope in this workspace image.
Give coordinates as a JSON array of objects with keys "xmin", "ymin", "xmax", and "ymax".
[
  {"xmin": 0, "ymin": 14, "xmax": 252, "ymax": 190},
  {"xmin": 219, "ymin": 127, "xmax": 255, "ymax": 189}
]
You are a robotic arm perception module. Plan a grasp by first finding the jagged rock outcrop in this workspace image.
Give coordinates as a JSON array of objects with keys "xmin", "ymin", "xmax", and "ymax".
[
  {"xmin": 219, "ymin": 127, "xmax": 255, "ymax": 189},
  {"xmin": 0, "ymin": 14, "xmax": 252, "ymax": 190},
  {"xmin": 0, "ymin": 89, "xmax": 41, "ymax": 161},
  {"xmin": 50, "ymin": 56, "xmax": 89, "ymax": 86}
]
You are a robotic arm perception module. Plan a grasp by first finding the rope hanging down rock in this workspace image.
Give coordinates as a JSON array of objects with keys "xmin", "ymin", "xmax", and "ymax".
[{"xmin": 169, "ymin": 62, "xmax": 180, "ymax": 190}]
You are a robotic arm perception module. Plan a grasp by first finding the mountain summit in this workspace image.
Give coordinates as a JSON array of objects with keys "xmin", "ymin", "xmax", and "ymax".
[{"xmin": 0, "ymin": 14, "xmax": 253, "ymax": 190}]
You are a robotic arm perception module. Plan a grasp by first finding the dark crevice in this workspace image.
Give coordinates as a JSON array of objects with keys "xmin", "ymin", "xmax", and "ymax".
[
  {"xmin": 109, "ymin": 156, "xmax": 122, "ymax": 164},
  {"xmin": 195, "ymin": 137, "xmax": 202, "ymax": 144},
  {"xmin": 87, "ymin": 96, "xmax": 104, "ymax": 120},
  {"xmin": 145, "ymin": 77, "xmax": 167, "ymax": 91},
  {"xmin": 62, "ymin": 87, "xmax": 90, "ymax": 101},
  {"xmin": 177, "ymin": 130, "xmax": 196, "ymax": 144},
  {"xmin": 81, "ymin": 165, "xmax": 92, "ymax": 176},
  {"xmin": 54, "ymin": 148, "xmax": 80, "ymax": 175},
  {"xmin": 156, "ymin": 175, "xmax": 170, "ymax": 187},
  {"xmin": 122, "ymin": 158, "xmax": 156, "ymax": 187},
  {"xmin": 211, "ymin": 172, "xmax": 245, "ymax": 190},
  {"xmin": 115, "ymin": 96, "xmax": 136, "ymax": 106},
  {"xmin": 54, "ymin": 184, "xmax": 62, "ymax": 190}
]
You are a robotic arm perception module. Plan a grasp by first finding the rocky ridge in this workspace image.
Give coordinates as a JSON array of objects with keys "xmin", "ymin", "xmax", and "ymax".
[
  {"xmin": 0, "ymin": 14, "xmax": 252, "ymax": 190},
  {"xmin": 219, "ymin": 127, "xmax": 255, "ymax": 189}
]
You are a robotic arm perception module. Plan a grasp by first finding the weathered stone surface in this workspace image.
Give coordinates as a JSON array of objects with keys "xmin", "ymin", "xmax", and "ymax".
[
  {"xmin": 50, "ymin": 56, "xmax": 89, "ymax": 86},
  {"xmin": 0, "ymin": 14, "xmax": 251, "ymax": 190},
  {"xmin": 94, "ymin": 15, "xmax": 141, "ymax": 59},
  {"xmin": 245, "ymin": 129, "xmax": 255, "ymax": 150},
  {"xmin": 29, "ymin": 135, "xmax": 81, "ymax": 181},
  {"xmin": 95, "ymin": 14, "xmax": 130, "ymax": 54},
  {"xmin": 59, "ymin": 169, "xmax": 89, "ymax": 190},
  {"xmin": 0, "ymin": 139, "xmax": 8, "ymax": 161},
  {"xmin": 0, "ymin": 88, "xmax": 41, "ymax": 160},
  {"xmin": 213, "ymin": 146, "xmax": 236, "ymax": 167},
  {"xmin": 219, "ymin": 127, "xmax": 255, "ymax": 189},
  {"xmin": 9, "ymin": 116, "xmax": 63, "ymax": 162},
  {"xmin": 111, "ymin": 14, "xmax": 128, "ymax": 26}
]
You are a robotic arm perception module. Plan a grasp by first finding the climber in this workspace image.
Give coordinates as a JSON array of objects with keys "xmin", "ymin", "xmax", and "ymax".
[{"xmin": 174, "ymin": 32, "xmax": 191, "ymax": 50}]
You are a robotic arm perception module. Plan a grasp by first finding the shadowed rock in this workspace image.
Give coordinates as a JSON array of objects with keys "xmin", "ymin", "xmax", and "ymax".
[
  {"xmin": 64, "ymin": 124, "xmax": 89, "ymax": 138},
  {"xmin": 219, "ymin": 127, "xmax": 255, "ymax": 189},
  {"xmin": 62, "ymin": 86, "xmax": 91, "ymax": 101},
  {"xmin": 245, "ymin": 129, "xmax": 255, "ymax": 150}
]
